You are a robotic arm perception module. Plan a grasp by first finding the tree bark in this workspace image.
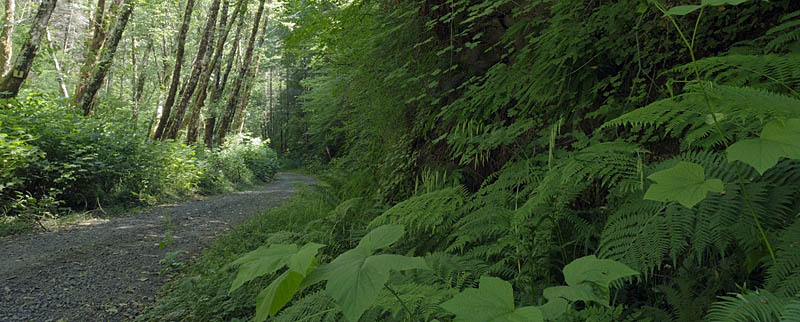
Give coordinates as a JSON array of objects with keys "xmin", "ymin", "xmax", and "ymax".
[
  {"xmin": 185, "ymin": 0, "xmax": 241, "ymax": 144},
  {"xmin": 0, "ymin": 0, "xmax": 14, "ymax": 77},
  {"xmin": 152, "ymin": 0, "xmax": 195, "ymax": 139},
  {"xmin": 45, "ymin": 28, "xmax": 69, "ymax": 98},
  {"xmin": 232, "ymin": 14, "xmax": 268, "ymax": 134},
  {"xmin": 204, "ymin": 5, "xmax": 244, "ymax": 146},
  {"xmin": 77, "ymin": 0, "xmax": 134, "ymax": 114},
  {"xmin": 73, "ymin": 0, "xmax": 110, "ymax": 107},
  {"xmin": 216, "ymin": 0, "xmax": 266, "ymax": 145},
  {"xmin": 132, "ymin": 37, "xmax": 152, "ymax": 130},
  {"xmin": 0, "ymin": 0, "xmax": 57, "ymax": 99},
  {"xmin": 162, "ymin": 0, "xmax": 222, "ymax": 140}
]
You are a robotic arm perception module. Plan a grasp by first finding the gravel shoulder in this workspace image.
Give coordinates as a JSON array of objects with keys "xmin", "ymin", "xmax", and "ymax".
[{"xmin": 0, "ymin": 172, "xmax": 316, "ymax": 322}]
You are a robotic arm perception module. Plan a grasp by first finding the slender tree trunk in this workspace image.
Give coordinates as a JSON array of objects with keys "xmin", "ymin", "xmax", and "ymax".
[
  {"xmin": 152, "ymin": 0, "xmax": 195, "ymax": 139},
  {"xmin": 0, "ymin": 0, "xmax": 14, "ymax": 77},
  {"xmin": 73, "ymin": 0, "xmax": 109, "ymax": 107},
  {"xmin": 132, "ymin": 38, "xmax": 152, "ymax": 130},
  {"xmin": 162, "ymin": 0, "xmax": 222, "ymax": 140},
  {"xmin": 204, "ymin": 6, "xmax": 244, "ymax": 145},
  {"xmin": 232, "ymin": 16, "xmax": 268, "ymax": 134},
  {"xmin": 186, "ymin": 0, "xmax": 240, "ymax": 144},
  {"xmin": 0, "ymin": 0, "xmax": 57, "ymax": 99},
  {"xmin": 45, "ymin": 29, "xmax": 69, "ymax": 98},
  {"xmin": 78, "ymin": 0, "xmax": 135, "ymax": 114},
  {"xmin": 216, "ymin": 0, "xmax": 266, "ymax": 145}
]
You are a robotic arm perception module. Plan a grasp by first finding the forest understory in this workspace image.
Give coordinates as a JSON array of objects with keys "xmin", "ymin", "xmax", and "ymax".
[{"xmin": 2, "ymin": 0, "xmax": 800, "ymax": 321}]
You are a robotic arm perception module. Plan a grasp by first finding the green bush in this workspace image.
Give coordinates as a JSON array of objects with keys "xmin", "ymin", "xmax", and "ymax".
[{"xmin": 0, "ymin": 96, "xmax": 279, "ymax": 229}]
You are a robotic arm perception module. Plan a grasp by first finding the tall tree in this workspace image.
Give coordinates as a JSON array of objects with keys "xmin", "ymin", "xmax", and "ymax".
[
  {"xmin": 231, "ymin": 15, "xmax": 269, "ymax": 134},
  {"xmin": 152, "ymin": 0, "xmax": 195, "ymax": 139},
  {"xmin": 185, "ymin": 0, "xmax": 242, "ymax": 144},
  {"xmin": 203, "ymin": 5, "xmax": 245, "ymax": 147},
  {"xmin": 162, "ymin": 0, "xmax": 223, "ymax": 140},
  {"xmin": 0, "ymin": 0, "xmax": 14, "ymax": 77},
  {"xmin": 73, "ymin": 0, "xmax": 111, "ymax": 107},
  {"xmin": 77, "ymin": 0, "xmax": 135, "ymax": 114},
  {"xmin": 216, "ymin": 0, "xmax": 266, "ymax": 145},
  {"xmin": 0, "ymin": 0, "xmax": 57, "ymax": 99},
  {"xmin": 132, "ymin": 37, "xmax": 153, "ymax": 130},
  {"xmin": 45, "ymin": 28, "xmax": 69, "ymax": 98}
]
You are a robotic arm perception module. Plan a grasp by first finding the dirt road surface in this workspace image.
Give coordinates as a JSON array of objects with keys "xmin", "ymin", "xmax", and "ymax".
[{"xmin": 0, "ymin": 173, "xmax": 315, "ymax": 322}]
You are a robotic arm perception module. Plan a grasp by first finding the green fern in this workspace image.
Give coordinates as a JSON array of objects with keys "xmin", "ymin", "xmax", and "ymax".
[
  {"xmin": 765, "ymin": 10, "xmax": 800, "ymax": 53},
  {"xmin": 767, "ymin": 219, "xmax": 800, "ymax": 297},
  {"xmin": 669, "ymin": 54, "xmax": 800, "ymax": 96},
  {"xmin": 602, "ymin": 84, "xmax": 800, "ymax": 149},
  {"xmin": 272, "ymin": 291, "xmax": 342, "ymax": 322},
  {"xmin": 706, "ymin": 290, "xmax": 787, "ymax": 322}
]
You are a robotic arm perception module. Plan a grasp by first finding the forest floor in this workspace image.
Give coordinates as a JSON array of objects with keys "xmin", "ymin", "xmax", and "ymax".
[{"xmin": 0, "ymin": 172, "xmax": 316, "ymax": 322}]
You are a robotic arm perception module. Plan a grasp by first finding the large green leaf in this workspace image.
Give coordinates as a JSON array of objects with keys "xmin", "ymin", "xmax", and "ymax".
[
  {"xmin": 662, "ymin": 0, "xmax": 751, "ymax": 16},
  {"xmin": 229, "ymin": 243, "xmax": 325, "ymax": 294},
  {"xmin": 301, "ymin": 225, "xmax": 428, "ymax": 322},
  {"xmin": 254, "ymin": 260, "xmax": 316, "ymax": 321},
  {"xmin": 440, "ymin": 276, "xmax": 543, "ymax": 322},
  {"xmin": 728, "ymin": 118, "xmax": 800, "ymax": 175},
  {"xmin": 562, "ymin": 255, "xmax": 639, "ymax": 287},
  {"xmin": 644, "ymin": 161, "xmax": 724, "ymax": 208},
  {"xmin": 541, "ymin": 256, "xmax": 639, "ymax": 313}
]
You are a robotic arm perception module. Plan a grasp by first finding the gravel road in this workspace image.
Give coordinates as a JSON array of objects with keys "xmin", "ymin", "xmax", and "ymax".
[{"xmin": 0, "ymin": 173, "xmax": 316, "ymax": 322}]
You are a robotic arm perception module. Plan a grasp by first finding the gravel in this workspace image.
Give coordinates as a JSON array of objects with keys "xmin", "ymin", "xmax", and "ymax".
[{"xmin": 0, "ymin": 172, "xmax": 316, "ymax": 322}]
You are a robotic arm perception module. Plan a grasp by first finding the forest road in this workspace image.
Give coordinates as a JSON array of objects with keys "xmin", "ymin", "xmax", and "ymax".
[{"xmin": 0, "ymin": 172, "xmax": 316, "ymax": 322}]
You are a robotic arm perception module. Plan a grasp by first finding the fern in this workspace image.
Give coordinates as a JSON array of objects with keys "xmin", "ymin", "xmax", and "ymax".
[
  {"xmin": 706, "ymin": 290, "xmax": 787, "ymax": 322},
  {"xmin": 369, "ymin": 186, "xmax": 467, "ymax": 254},
  {"xmin": 272, "ymin": 291, "xmax": 342, "ymax": 322},
  {"xmin": 599, "ymin": 152, "xmax": 800, "ymax": 275},
  {"xmin": 669, "ymin": 54, "xmax": 800, "ymax": 96},
  {"xmin": 767, "ymin": 219, "xmax": 800, "ymax": 297},
  {"xmin": 602, "ymin": 84, "xmax": 800, "ymax": 149},
  {"xmin": 765, "ymin": 10, "xmax": 800, "ymax": 53}
]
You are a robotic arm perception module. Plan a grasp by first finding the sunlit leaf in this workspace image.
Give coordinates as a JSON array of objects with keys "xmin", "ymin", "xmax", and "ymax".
[
  {"xmin": 644, "ymin": 161, "xmax": 724, "ymax": 208},
  {"xmin": 728, "ymin": 118, "xmax": 800, "ymax": 175},
  {"xmin": 440, "ymin": 276, "xmax": 544, "ymax": 322}
]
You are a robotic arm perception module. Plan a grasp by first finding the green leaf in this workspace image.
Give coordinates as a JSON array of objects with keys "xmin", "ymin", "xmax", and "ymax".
[
  {"xmin": 539, "ymin": 298, "xmax": 569, "ymax": 320},
  {"xmin": 251, "ymin": 243, "xmax": 324, "ymax": 321},
  {"xmin": 562, "ymin": 255, "xmax": 639, "ymax": 287},
  {"xmin": 229, "ymin": 242, "xmax": 324, "ymax": 294},
  {"xmin": 301, "ymin": 225, "xmax": 428, "ymax": 322},
  {"xmin": 663, "ymin": 5, "xmax": 701, "ymax": 16},
  {"xmin": 728, "ymin": 118, "xmax": 800, "ymax": 175},
  {"xmin": 357, "ymin": 224, "xmax": 405, "ymax": 251},
  {"xmin": 644, "ymin": 161, "xmax": 724, "ymax": 208},
  {"xmin": 662, "ymin": 0, "xmax": 751, "ymax": 16},
  {"xmin": 441, "ymin": 276, "xmax": 544, "ymax": 322},
  {"xmin": 254, "ymin": 270, "xmax": 306, "ymax": 321}
]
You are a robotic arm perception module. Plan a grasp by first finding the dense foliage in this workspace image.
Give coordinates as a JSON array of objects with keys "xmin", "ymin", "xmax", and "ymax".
[
  {"xmin": 147, "ymin": 0, "xmax": 800, "ymax": 321},
  {"xmin": 0, "ymin": 96, "xmax": 278, "ymax": 234}
]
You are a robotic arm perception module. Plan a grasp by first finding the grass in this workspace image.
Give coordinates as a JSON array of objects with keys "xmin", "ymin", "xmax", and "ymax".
[{"xmin": 141, "ymin": 184, "xmax": 336, "ymax": 322}]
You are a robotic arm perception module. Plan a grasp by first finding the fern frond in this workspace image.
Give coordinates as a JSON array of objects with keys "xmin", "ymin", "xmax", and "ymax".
[
  {"xmin": 603, "ymin": 84, "xmax": 800, "ymax": 149},
  {"xmin": 767, "ymin": 220, "xmax": 800, "ymax": 297},
  {"xmin": 765, "ymin": 10, "xmax": 800, "ymax": 53},
  {"xmin": 272, "ymin": 291, "xmax": 341, "ymax": 322},
  {"xmin": 706, "ymin": 290, "xmax": 787, "ymax": 322},
  {"xmin": 669, "ymin": 54, "xmax": 800, "ymax": 96}
]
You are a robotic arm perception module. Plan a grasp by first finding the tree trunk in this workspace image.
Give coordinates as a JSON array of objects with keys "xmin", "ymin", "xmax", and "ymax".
[
  {"xmin": 216, "ymin": 0, "xmax": 266, "ymax": 145},
  {"xmin": 232, "ymin": 15, "xmax": 268, "ymax": 135},
  {"xmin": 0, "ymin": 0, "xmax": 57, "ymax": 99},
  {"xmin": 204, "ymin": 5, "xmax": 244, "ymax": 146},
  {"xmin": 162, "ymin": 0, "xmax": 222, "ymax": 140},
  {"xmin": 203, "ymin": 116, "xmax": 216, "ymax": 147},
  {"xmin": 73, "ymin": 0, "xmax": 109, "ymax": 107},
  {"xmin": 185, "ymin": 0, "xmax": 241, "ymax": 144},
  {"xmin": 152, "ymin": 0, "xmax": 195, "ymax": 139},
  {"xmin": 45, "ymin": 29, "xmax": 69, "ymax": 98},
  {"xmin": 77, "ymin": 0, "xmax": 135, "ymax": 114},
  {"xmin": 0, "ymin": 0, "xmax": 14, "ymax": 77},
  {"xmin": 132, "ymin": 38, "xmax": 152, "ymax": 130}
]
